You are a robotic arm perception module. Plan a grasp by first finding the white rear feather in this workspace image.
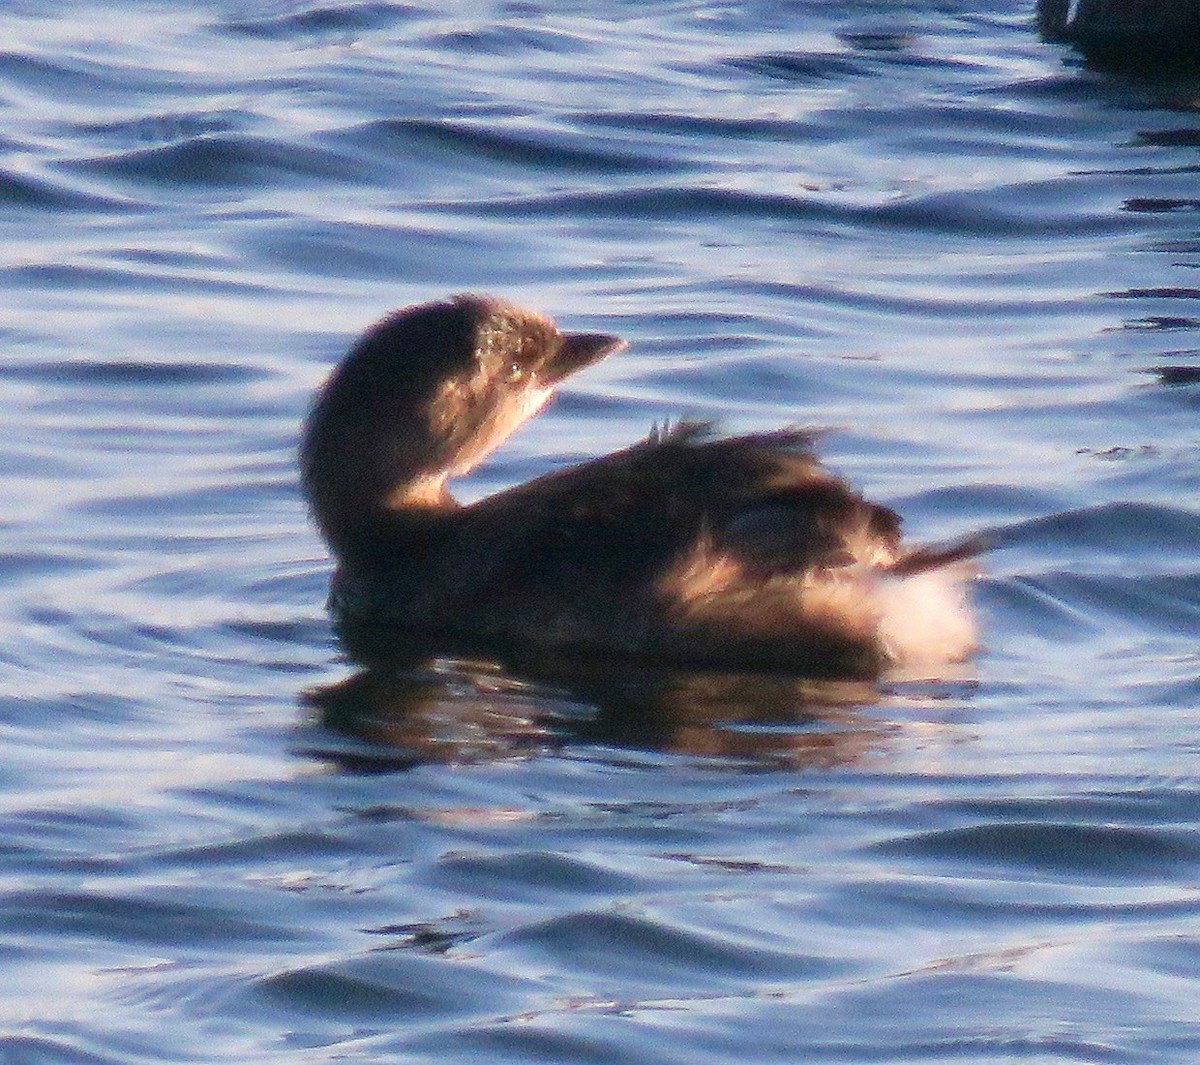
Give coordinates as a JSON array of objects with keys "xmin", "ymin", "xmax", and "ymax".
[{"xmin": 875, "ymin": 562, "xmax": 978, "ymax": 669}]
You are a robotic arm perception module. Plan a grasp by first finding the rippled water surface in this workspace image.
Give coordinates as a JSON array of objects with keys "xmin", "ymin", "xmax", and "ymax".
[{"xmin": 3, "ymin": 2, "xmax": 1200, "ymax": 1062}]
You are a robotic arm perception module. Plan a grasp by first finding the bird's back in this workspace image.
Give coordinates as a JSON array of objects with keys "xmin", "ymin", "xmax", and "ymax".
[{"xmin": 332, "ymin": 423, "xmax": 976, "ymax": 677}]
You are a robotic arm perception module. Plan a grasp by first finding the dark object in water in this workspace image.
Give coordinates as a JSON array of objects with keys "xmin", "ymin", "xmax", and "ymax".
[{"xmin": 1038, "ymin": 0, "xmax": 1200, "ymax": 63}]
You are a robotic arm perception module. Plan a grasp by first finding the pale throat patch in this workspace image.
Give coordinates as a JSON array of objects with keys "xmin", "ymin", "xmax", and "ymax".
[{"xmin": 444, "ymin": 383, "xmax": 557, "ymax": 478}]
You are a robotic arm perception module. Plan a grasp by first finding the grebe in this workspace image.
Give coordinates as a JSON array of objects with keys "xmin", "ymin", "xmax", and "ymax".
[{"xmin": 300, "ymin": 295, "xmax": 978, "ymax": 678}]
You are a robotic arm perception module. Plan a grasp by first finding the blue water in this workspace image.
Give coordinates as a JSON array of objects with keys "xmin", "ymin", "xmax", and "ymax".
[{"xmin": 2, "ymin": 1, "xmax": 1199, "ymax": 1062}]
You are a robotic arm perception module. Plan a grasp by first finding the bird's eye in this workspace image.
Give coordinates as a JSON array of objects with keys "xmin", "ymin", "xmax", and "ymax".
[{"xmin": 505, "ymin": 362, "xmax": 525, "ymax": 383}]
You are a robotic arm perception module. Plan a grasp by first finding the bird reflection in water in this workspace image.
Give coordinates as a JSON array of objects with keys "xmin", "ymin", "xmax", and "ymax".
[{"xmin": 303, "ymin": 622, "xmax": 971, "ymax": 772}]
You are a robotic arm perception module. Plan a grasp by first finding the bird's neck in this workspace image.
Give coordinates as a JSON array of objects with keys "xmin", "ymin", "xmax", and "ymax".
[{"xmin": 303, "ymin": 432, "xmax": 462, "ymax": 561}]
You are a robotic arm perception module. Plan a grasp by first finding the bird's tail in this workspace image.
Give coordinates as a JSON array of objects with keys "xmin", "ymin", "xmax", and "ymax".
[
  {"xmin": 874, "ymin": 533, "xmax": 985, "ymax": 669},
  {"xmin": 887, "ymin": 533, "xmax": 989, "ymax": 578}
]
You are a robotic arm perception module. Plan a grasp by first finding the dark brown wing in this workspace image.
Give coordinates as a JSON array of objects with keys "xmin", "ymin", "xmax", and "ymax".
[{"xmin": 442, "ymin": 424, "xmax": 883, "ymax": 609}]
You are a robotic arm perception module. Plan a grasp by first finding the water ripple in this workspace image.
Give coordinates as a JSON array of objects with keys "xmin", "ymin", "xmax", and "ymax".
[
  {"xmin": 873, "ymin": 821, "xmax": 1200, "ymax": 878},
  {"xmin": 487, "ymin": 910, "xmax": 842, "ymax": 991},
  {"xmin": 220, "ymin": 2, "xmax": 423, "ymax": 41},
  {"xmin": 0, "ymin": 165, "xmax": 135, "ymax": 212},
  {"xmin": 72, "ymin": 134, "xmax": 367, "ymax": 190},
  {"xmin": 443, "ymin": 182, "xmax": 1135, "ymax": 237},
  {"xmin": 331, "ymin": 117, "xmax": 687, "ymax": 175}
]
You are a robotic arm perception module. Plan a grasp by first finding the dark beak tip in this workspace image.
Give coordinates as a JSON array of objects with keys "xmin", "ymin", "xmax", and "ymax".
[
  {"xmin": 567, "ymin": 331, "xmax": 626, "ymax": 357},
  {"xmin": 554, "ymin": 331, "xmax": 627, "ymax": 377}
]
